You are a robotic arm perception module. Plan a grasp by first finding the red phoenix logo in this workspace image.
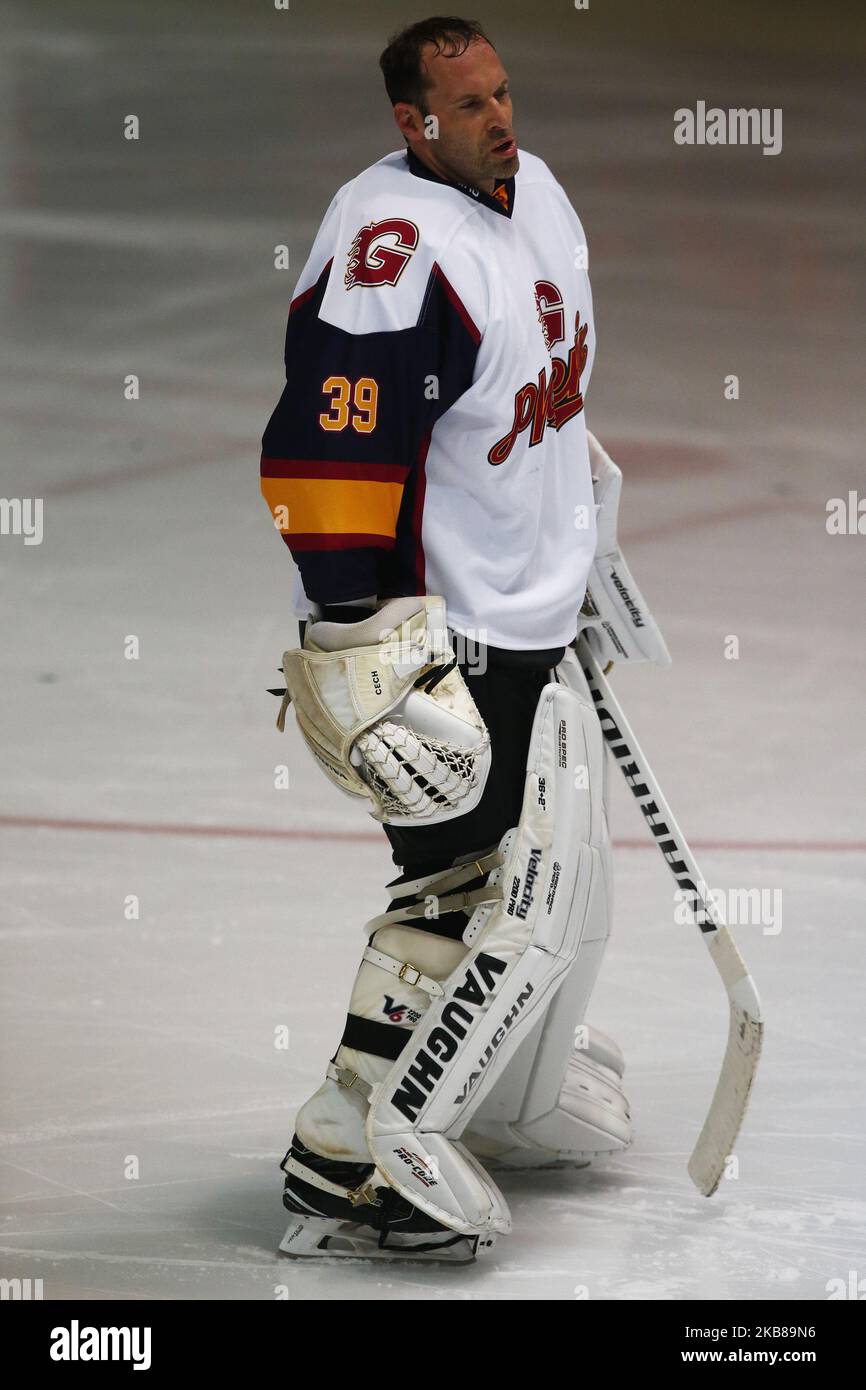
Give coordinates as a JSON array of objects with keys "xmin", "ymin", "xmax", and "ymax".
[
  {"xmin": 488, "ymin": 310, "xmax": 589, "ymax": 465},
  {"xmin": 345, "ymin": 218, "xmax": 420, "ymax": 289}
]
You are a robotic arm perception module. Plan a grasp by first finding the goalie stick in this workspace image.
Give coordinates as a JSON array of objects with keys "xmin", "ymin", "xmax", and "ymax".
[{"xmin": 576, "ymin": 636, "xmax": 764, "ymax": 1196}]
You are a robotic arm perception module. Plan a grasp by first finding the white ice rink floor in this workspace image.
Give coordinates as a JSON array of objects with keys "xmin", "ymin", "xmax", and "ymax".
[{"xmin": 1, "ymin": 3, "xmax": 864, "ymax": 1299}]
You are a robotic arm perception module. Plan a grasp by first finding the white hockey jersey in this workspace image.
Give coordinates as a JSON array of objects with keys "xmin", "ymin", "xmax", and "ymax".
[{"xmin": 261, "ymin": 147, "xmax": 597, "ymax": 650}]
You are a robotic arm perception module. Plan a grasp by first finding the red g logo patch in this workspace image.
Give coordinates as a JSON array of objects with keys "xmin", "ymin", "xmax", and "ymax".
[
  {"xmin": 534, "ymin": 279, "xmax": 565, "ymax": 351},
  {"xmin": 345, "ymin": 218, "xmax": 420, "ymax": 289}
]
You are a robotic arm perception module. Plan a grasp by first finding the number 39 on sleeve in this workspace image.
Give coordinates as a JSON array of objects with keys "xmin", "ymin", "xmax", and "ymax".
[{"xmin": 318, "ymin": 376, "xmax": 378, "ymax": 433}]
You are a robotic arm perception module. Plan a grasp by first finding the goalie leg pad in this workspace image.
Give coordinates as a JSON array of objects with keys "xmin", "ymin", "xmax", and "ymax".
[
  {"xmin": 462, "ymin": 644, "xmax": 624, "ymax": 1166},
  {"xmin": 365, "ymin": 678, "xmax": 607, "ymax": 1235},
  {"xmin": 464, "ymin": 1039, "xmax": 632, "ymax": 1170}
]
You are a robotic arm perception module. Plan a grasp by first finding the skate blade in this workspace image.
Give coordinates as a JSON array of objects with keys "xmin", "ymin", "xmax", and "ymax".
[{"xmin": 279, "ymin": 1217, "xmax": 494, "ymax": 1264}]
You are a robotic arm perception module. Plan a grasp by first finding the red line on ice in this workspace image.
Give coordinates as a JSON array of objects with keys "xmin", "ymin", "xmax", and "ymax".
[{"xmin": 0, "ymin": 814, "xmax": 863, "ymax": 853}]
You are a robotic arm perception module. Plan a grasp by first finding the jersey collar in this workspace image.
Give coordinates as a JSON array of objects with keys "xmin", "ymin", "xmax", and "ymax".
[{"xmin": 406, "ymin": 148, "xmax": 515, "ymax": 219}]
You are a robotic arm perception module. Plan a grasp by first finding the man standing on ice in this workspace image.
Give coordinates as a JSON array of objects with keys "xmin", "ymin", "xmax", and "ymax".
[{"xmin": 260, "ymin": 16, "xmax": 668, "ymax": 1262}]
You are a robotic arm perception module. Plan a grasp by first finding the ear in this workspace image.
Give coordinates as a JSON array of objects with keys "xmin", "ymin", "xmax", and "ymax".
[{"xmin": 393, "ymin": 102, "xmax": 424, "ymax": 145}]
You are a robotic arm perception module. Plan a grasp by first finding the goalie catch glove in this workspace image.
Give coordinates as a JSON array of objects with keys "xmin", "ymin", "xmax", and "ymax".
[{"xmin": 273, "ymin": 596, "xmax": 491, "ymax": 827}]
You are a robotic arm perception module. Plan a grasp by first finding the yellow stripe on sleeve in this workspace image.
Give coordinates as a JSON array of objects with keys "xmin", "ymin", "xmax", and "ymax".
[{"xmin": 261, "ymin": 475, "xmax": 405, "ymax": 537}]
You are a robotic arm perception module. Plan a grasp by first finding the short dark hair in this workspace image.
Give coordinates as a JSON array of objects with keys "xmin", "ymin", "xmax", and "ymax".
[{"xmin": 379, "ymin": 17, "xmax": 492, "ymax": 112}]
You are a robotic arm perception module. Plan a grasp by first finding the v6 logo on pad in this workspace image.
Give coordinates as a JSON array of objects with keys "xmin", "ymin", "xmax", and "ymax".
[{"xmin": 382, "ymin": 994, "xmax": 422, "ymax": 1024}]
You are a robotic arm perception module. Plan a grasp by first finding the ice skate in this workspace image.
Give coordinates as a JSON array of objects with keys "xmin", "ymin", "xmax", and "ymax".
[{"xmin": 278, "ymin": 1138, "xmax": 495, "ymax": 1263}]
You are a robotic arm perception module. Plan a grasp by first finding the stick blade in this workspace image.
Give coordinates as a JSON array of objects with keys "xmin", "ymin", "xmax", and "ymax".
[{"xmin": 687, "ymin": 1002, "xmax": 764, "ymax": 1196}]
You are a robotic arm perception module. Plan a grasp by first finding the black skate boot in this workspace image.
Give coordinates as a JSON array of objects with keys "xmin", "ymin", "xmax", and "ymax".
[{"xmin": 278, "ymin": 1136, "xmax": 495, "ymax": 1263}]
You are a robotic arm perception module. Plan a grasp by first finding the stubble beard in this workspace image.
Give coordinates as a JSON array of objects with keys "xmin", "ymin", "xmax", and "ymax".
[{"xmin": 448, "ymin": 144, "xmax": 520, "ymax": 193}]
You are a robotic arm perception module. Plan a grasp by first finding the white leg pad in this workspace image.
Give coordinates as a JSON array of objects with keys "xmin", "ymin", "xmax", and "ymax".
[
  {"xmin": 462, "ymin": 645, "xmax": 626, "ymax": 1167},
  {"xmin": 463, "ymin": 1045, "xmax": 632, "ymax": 1169},
  {"xmin": 365, "ymin": 679, "xmax": 607, "ymax": 1235}
]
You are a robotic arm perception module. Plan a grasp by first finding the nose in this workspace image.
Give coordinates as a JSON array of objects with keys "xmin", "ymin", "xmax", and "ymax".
[{"xmin": 488, "ymin": 103, "xmax": 510, "ymax": 135}]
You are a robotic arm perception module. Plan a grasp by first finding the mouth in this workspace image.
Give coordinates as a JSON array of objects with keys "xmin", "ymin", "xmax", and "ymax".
[{"xmin": 490, "ymin": 136, "xmax": 517, "ymax": 159}]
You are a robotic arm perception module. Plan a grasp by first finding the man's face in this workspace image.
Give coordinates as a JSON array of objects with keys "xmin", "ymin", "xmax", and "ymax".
[{"xmin": 398, "ymin": 38, "xmax": 518, "ymax": 192}]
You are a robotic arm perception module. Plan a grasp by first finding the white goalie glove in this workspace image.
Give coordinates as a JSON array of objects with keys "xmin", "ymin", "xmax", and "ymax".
[
  {"xmin": 275, "ymin": 596, "xmax": 491, "ymax": 826},
  {"xmin": 577, "ymin": 431, "xmax": 671, "ymax": 666}
]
